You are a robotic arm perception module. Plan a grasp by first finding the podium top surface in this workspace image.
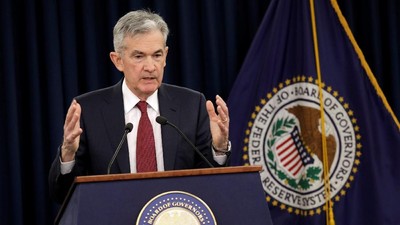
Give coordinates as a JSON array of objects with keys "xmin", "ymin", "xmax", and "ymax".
[{"xmin": 74, "ymin": 165, "xmax": 262, "ymax": 184}]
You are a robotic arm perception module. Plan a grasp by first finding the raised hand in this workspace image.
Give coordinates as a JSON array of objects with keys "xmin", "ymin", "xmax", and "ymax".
[
  {"xmin": 206, "ymin": 95, "xmax": 230, "ymax": 151},
  {"xmin": 61, "ymin": 99, "xmax": 83, "ymax": 162}
]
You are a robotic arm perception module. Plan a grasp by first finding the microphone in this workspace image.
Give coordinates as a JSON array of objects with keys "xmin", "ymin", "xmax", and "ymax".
[
  {"xmin": 156, "ymin": 116, "xmax": 214, "ymax": 168},
  {"xmin": 107, "ymin": 123, "xmax": 133, "ymax": 174}
]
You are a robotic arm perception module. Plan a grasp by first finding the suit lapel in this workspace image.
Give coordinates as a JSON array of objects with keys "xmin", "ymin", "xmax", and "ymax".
[
  {"xmin": 101, "ymin": 80, "xmax": 131, "ymax": 173},
  {"xmin": 158, "ymin": 84, "xmax": 180, "ymax": 170}
]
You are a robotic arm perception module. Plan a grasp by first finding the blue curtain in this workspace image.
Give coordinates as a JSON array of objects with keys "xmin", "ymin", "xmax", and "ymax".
[{"xmin": 0, "ymin": 0, "xmax": 398, "ymax": 224}]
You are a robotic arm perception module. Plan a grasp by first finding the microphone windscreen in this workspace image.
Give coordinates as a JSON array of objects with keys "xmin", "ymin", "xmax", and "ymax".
[
  {"xmin": 156, "ymin": 116, "xmax": 168, "ymax": 125},
  {"xmin": 125, "ymin": 123, "xmax": 133, "ymax": 132}
]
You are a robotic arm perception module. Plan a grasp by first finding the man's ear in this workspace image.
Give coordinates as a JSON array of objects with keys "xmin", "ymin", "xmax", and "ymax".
[
  {"xmin": 164, "ymin": 46, "xmax": 169, "ymax": 67},
  {"xmin": 110, "ymin": 52, "xmax": 124, "ymax": 72}
]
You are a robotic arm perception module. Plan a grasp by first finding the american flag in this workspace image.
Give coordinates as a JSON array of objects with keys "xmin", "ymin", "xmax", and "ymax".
[{"xmin": 275, "ymin": 126, "xmax": 314, "ymax": 179}]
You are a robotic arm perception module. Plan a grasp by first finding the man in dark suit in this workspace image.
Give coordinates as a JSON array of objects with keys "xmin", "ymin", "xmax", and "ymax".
[{"xmin": 49, "ymin": 10, "xmax": 230, "ymax": 203}]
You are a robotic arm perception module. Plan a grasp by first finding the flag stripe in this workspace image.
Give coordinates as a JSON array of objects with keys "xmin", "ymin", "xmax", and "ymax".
[
  {"xmin": 277, "ymin": 141, "xmax": 295, "ymax": 157},
  {"xmin": 291, "ymin": 160, "xmax": 303, "ymax": 176},
  {"xmin": 277, "ymin": 135, "xmax": 292, "ymax": 149},
  {"xmin": 282, "ymin": 149, "xmax": 299, "ymax": 167},
  {"xmin": 288, "ymin": 157, "xmax": 302, "ymax": 172}
]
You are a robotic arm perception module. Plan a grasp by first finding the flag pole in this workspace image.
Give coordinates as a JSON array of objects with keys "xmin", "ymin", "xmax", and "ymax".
[{"xmin": 309, "ymin": 0, "xmax": 335, "ymax": 224}]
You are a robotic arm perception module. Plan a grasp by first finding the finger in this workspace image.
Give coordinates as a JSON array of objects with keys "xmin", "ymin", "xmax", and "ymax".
[
  {"xmin": 206, "ymin": 100, "xmax": 218, "ymax": 120},
  {"xmin": 215, "ymin": 95, "xmax": 229, "ymax": 117},
  {"xmin": 63, "ymin": 113, "xmax": 82, "ymax": 152},
  {"xmin": 64, "ymin": 116, "xmax": 81, "ymax": 140},
  {"xmin": 66, "ymin": 106, "xmax": 80, "ymax": 128},
  {"xmin": 215, "ymin": 95, "xmax": 227, "ymax": 106},
  {"xmin": 216, "ymin": 120, "xmax": 229, "ymax": 135},
  {"xmin": 64, "ymin": 102, "xmax": 81, "ymax": 137},
  {"xmin": 215, "ymin": 96, "xmax": 229, "ymax": 123},
  {"xmin": 64, "ymin": 100, "xmax": 77, "ymax": 126},
  {"xmin": 64, "ymin": 127, "xmax": 83, "ymax": 143},
  {"xmin": 72, "ymin": 103, "xmax": 81, "ymax": 128},
  {"xmin": 216, "ymin": 105, "xmax": 228, "ymax": 122}
]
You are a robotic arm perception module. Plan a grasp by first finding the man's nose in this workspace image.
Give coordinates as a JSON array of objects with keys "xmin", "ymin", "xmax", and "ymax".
[{"xmin": 143, "ymin": 57, "xmax": 156, "ymax": 72}]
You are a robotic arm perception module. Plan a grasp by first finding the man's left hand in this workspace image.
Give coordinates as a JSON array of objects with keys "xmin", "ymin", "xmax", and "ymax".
[{"xmin": 206, "ymin": 95, "xmax": 230, "ymax": 151}]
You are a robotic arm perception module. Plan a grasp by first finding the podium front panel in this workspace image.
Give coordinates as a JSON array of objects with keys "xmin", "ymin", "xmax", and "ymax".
[{"xmin": 59, "ymin": 169, "xmax": 272, "ymax": 225}]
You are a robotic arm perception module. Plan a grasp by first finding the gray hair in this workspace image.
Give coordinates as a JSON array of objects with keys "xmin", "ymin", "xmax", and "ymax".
[{"xmin": 113, "ymin": 10, "xmax": 169, "ymax": 53}]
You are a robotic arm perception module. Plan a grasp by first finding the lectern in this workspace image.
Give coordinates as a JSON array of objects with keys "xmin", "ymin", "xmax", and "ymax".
[{"xmin": 55, "ymin": 166, "xmax": 273, "ymax": 225}]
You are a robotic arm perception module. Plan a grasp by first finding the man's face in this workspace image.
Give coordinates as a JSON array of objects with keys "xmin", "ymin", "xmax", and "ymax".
[{"xmin": 110, "ymin": 30, "xmax": 168, "ymax": 100}]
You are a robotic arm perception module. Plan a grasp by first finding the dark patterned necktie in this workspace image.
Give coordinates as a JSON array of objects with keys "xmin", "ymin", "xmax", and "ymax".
[{"xmin": 136, "ymin": 101, "xmax": 157, "ymax": 172}]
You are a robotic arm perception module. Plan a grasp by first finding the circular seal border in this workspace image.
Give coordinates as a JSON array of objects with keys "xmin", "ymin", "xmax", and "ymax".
[
  {"xmin": 242, "ymin": 75, "xmax": 362, "ymax": 216},
  {"xmin": 136, "ymin": 191, "xmax": 217, "ymax": 225}
]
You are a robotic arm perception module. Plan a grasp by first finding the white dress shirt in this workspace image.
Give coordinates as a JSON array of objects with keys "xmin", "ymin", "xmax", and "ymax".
[{"xmin": 122, "ymin": 80, "xmax": 164, "ymax": 173}]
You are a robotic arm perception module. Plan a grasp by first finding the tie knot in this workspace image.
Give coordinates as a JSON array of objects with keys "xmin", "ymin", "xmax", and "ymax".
[{"xmin": 137, "ymin": 101, "xmax": 148, "ymax": 113}]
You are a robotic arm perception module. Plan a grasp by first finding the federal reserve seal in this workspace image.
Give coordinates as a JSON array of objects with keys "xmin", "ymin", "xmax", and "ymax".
[
  {"xmin": 136, "ymin": 191, "xmax": 217, "ymax": 225},
  {"xmin": 244, "ymin": 76, "xmax": 362, "ymax": 216}
]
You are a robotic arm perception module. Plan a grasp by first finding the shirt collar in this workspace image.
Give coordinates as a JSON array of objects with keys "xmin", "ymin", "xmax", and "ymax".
[{"xmin": 122, "ymin": 79, "xmax": 159, "ymax": 114}]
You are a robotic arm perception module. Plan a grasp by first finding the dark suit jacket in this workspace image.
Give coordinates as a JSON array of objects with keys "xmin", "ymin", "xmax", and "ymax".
[{"xmin": 49, "ymin": 80, "xmax": 221, "ymax": 203}]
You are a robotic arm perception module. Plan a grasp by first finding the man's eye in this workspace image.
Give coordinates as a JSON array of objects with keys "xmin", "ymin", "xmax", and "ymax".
[{"xmin": 134, "ymin": 55, "xmax": 143, "ymax": 59}]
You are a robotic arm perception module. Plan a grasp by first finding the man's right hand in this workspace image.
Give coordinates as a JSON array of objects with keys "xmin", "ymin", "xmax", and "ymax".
[{"xmin": 61, "ymin": 99, "xmax": 83, "ymax": 162}]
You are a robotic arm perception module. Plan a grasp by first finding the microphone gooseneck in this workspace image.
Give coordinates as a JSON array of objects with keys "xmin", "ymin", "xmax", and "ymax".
[
  {"xmin": 107, "ymin": 123, "xmax": 133, "ymax": 174},
  {"xmin": 155, "ymin": 116, "xmax": 214, "ymax": 168}
]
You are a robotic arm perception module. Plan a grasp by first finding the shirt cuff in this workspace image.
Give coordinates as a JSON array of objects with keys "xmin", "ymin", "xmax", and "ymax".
[
  {"xmin": 212, "ymin": 141, "xmax": 231, "ymax": 165},
  {"xmin": 59, "ymin": 157, "xmax": 75, "ymax": 175}
]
